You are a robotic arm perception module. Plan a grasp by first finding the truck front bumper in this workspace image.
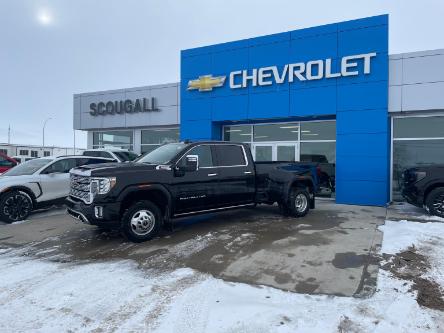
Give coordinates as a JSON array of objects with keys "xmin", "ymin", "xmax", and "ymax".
[{"xmin": 66, "ymin": 197, "xmax": 121, "ymax": 228}]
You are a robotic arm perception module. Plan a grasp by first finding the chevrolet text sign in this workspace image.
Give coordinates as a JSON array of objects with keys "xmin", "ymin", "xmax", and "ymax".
[{"xmin": 188, "ymin": 52, "xmax": 376, "ymax": 91}]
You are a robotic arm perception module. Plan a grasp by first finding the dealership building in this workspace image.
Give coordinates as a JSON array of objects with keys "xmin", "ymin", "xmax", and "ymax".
[{"xmin": 73, "ymin": 15, "xmax": 444, "ymax": 206}]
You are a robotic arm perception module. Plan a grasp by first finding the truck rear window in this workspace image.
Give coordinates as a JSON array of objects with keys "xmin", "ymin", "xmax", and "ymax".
[{"xmin": 215, "ymin": 145, "xmax": 246, "ymax": 167}]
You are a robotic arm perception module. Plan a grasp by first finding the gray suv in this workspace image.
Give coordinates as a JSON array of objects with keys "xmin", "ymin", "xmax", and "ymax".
[{"xmin": 0, "ymin": 156, "xmax": 113, "ymax": 223}]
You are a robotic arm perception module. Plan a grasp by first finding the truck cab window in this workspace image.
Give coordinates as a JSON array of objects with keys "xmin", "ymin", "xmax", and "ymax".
[
  {"xmin": 215, "ymin": 145, "xmax": 246, "ymax": 166},
  {"xmin": 180, "ymin": 145, "xmax": 213, "ymax": 168}
]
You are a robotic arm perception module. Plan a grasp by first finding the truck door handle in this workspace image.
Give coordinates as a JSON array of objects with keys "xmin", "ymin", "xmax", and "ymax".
[
  {"xmin": 208, "ymin": 173, "xmax": 218, "ymax": 177},
  {"xmin": 244, "ymin": 171, "xmax": 252, "ymax": 174}
]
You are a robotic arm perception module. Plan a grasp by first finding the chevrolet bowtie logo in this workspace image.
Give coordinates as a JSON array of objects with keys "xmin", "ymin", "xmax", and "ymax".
[{"xmin": 187, "ymin": 75, "xmax": 226, "ymax": 92}]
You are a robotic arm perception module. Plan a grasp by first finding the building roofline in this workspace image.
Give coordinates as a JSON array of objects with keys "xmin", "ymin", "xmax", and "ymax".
[
  {"xmin": 390, "ymin": 48, "xmax": 444, "ymax": 60},
  {"xmin": 74, "ymin": 82, "xmax": 179, "ymax": 98}
]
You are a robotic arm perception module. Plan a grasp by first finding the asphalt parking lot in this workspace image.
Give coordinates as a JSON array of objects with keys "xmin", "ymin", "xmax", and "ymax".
[{"xmin": 0, "ymin": 200, "xmax": 385, "ymax": 297}]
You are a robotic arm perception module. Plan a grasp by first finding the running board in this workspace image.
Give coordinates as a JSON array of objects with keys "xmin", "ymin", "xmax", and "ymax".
[{"xmin": 173, "ymin": 203, "xmax": 255, "ymax": 217}]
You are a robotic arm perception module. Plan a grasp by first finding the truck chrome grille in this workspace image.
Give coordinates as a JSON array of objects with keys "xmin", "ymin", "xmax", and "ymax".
[{"xmin": 70, "ymin": 174, "xmax": 91, "ymax": 203}]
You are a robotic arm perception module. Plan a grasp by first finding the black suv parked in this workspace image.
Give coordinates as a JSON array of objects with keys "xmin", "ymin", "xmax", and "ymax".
[
  {"xmin": 402, "ymin": 165, "xmax": 444, "ymax": 217},
  {"xmin": 66, "ymin": 141, "xmax": 319, "ymax": 242}
]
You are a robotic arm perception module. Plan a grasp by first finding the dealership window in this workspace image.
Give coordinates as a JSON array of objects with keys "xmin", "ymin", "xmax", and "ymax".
[
  {"xmin": 19, "ymin": 150, "xmax": 29, "ymax": 156},
  {"xmin": 223, "ymin": 125, "xmax": 252, "ymax": 143},
  {"xmin": 300, "ymin": 122, "xmax": 336, "ymax": 164},
  {"xmin": 44, "ymin": 151, "xmax": 51, "ymax": 157},
  {"xmin": 0, "ymin": 149, "xmax": 8, "ymax": 155},
  {"xmin": 223, "ymin": 120, "xmax": 336, "ymax": 197},
  {"xmin": 392, "ymin": 115, "xmax": 444, "ymax": 201},
  {"xmin": 93, "ymin": 131, "xmax": 133, "ymax": 151},
  {"xmin": 31, "ymin": 150, "xmax": 38, "ymax": 158},
  {"xmin": 140, "ymin": 128, "xmax": 179, "ymax": 154},
  {"xmin": 253, "ymin": 123, "xmax": 299, "ymax": 142}
]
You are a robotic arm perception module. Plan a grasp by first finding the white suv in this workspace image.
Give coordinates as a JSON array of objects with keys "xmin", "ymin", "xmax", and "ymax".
[
  {"xmin": 0, "ymin": 155, "xmax": 113, "ymax": 223},
  {"xmin": 82, "ymin": 148, "xmax": 139, "ymax": 162}
]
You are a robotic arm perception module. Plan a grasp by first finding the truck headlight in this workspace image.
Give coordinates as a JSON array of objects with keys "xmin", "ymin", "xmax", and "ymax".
[{"xmin": 91, "ymin": 177, "xmax": 116, "ymax": 196}]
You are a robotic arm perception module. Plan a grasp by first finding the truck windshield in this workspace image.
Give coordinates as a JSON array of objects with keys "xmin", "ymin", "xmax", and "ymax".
[
  {"xmin": 3, "ymin": 158, "xmax": 52, "ymax": 176},
  {"xmin": 137, "ymin": 143, "xmax": 187, "ymax": 165}
]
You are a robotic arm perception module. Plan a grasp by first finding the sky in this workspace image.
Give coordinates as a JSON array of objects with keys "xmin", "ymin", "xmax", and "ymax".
[{"xmin": 1, "ymin": 0, "xmax": 444, "ymax": 149}]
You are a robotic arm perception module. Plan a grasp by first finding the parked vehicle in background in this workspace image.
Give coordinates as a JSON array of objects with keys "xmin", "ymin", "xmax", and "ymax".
[
  {"xmin": 300, "ymin": 154, "xmax": 335, "ymax": 197},
  {"xmin": 402, "ymin": 165, "xmax": 444, "ymax": 217},
  {"xmin": 0, "ymin": 156, "xmax": 115, "ymax": 223},
  {"xmin": 67, "ymin": 141, "xmax": 318, "ymax": 242},
  {"xmin": 82, "ymin": 148, "xmax": 139, "ymax": 162},
  {"xmin": 11, "ymin": 156, "xmax": 36, "ymax": 164},
  {"xmin": 0, "ymin": 153, "xmax": 17, "ymax": 175}
]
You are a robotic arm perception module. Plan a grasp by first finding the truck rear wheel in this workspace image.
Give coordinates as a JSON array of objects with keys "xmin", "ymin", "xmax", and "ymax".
[
  {"xmin": 425, "ymin": 187, "xmax": 444, "ymax": 218},
  {"xmin": 287, "ymin": 188, "xmax": 310, "ymax": 218},
  {"xmin": 122, "ymin": 200, "xmax": 162, "ymax": 242}
]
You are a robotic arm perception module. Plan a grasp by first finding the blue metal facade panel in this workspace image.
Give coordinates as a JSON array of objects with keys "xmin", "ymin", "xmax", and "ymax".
[{"xmin": 180, "ymin": 15, "xmax": 389, "ymax": 206}]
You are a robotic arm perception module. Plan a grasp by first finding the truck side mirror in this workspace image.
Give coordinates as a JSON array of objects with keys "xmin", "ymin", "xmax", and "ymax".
[{"xmin": 178, "ymin": 155, "xmax": 198, "ymax": 172}]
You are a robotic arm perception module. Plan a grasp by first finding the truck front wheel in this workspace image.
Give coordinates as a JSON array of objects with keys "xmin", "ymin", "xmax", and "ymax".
[
  {"xmin": 122, "ymin": 200, "xmax": 163, "ymax": 242},
  {"xmin": 286, "ymin": 188, "xmax": 310, "ymax": 218},
  {"xmin": 425, "ymin": 187, "xmax": 444, "ymax": 218}
]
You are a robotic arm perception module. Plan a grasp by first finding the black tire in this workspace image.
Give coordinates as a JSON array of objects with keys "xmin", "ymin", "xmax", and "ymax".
[
  {"xmin": 425, "ymin": 187, "xmax": 444, "ymax": 218},
  {"xmin": 0, "ymin": 191, "xmax": 33, "ymax": 223},
  {"xmin": 121, "ymin": 200, "xmax": 162, "ymax": 242},
  {"xmin": 286, "ymin": 187, "xmax": 310, "ymax": 218}
]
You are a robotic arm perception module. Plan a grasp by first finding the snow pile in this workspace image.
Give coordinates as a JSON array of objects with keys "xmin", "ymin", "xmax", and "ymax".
[
  {"xmin": 381, "ymin": 220, "xmax": 444, "ymax": 290},
  {"xmin": 0, "ymin": 219, "xmax": 443, "ymax": 332}
]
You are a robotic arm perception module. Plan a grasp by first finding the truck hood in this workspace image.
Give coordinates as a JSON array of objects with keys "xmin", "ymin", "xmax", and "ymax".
[
  {"xmin": 405, "ymin": 165, "xmax": 444, "ymax": 173},
  {"xmin": 72, "ymin": 162, "xmax": 162, "ymax": 177},
  {"xmin": 0, "ymin": 174, "xmax": 39, "ymax": 191}
]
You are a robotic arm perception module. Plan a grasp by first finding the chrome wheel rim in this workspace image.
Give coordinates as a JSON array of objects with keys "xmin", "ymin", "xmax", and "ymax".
[
  {"xmin": 432, "ymin": 194, "xmax": 444, "ymax": 215},
  {"xmin": 294, "ymin": 193, "xmax": 308, "ymax": 213},
  {"xmin": 130, "ymin": 210, "xmax": 156, "ymax": 236},
  {"xmin": 3, "ymin": 194, "xmax": 32, "ymax": 221}
]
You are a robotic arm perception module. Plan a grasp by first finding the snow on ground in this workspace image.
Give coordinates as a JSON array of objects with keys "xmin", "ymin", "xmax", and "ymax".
[
  {"xmin": 381, "ymin": 220, "xmax": 444, "ymax": 289},
  {"xmin": 1, "ymin": 219, "xmax": 444, "ymax": 332}
]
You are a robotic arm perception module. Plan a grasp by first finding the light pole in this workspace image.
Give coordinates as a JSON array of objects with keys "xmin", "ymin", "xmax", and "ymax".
[{"xmin": 42, "ymin": 117, "xmax": 52, "ymax": 148}]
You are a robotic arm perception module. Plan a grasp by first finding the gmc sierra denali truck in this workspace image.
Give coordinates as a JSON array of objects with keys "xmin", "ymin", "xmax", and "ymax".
[
  {"xmin": 402, "ymin": 165, "xmax": 444, "ymax": 217},
  {"xmin": 66, "ymin": 141, "xmax": 318, "ymax": 242}
]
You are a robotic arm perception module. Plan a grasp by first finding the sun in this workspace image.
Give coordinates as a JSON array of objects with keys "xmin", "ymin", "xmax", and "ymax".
[{"xmin": 37, "ymin": 9, "xmax": 53, "ymax": 25}]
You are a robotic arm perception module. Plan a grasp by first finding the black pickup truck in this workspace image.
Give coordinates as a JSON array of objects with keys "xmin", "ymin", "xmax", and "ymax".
[
  {"xmin": 402, "ymin": 165, "xmax": 444, "ymax": 217},
  {"xmin": 66, "ymin": 141, "xmax": 318, "ymax": 242}
]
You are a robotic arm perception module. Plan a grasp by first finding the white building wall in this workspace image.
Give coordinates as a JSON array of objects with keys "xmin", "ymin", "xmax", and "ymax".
[
  {"xmin": 389, "ymin": 49, "xmax": 444, "ymax": 113},
  {"xmin": 74, "ymin": 83, "xmax": 180, "ymax": 131},
  {"xmin": 0, "ymin": 143, "xmax": 84, "ymax": 158}
]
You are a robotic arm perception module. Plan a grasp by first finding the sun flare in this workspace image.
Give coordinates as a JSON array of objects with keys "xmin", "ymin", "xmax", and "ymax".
[{"xmin": 37, "ymin": 9, "xmax": 52, "ymax": 25}]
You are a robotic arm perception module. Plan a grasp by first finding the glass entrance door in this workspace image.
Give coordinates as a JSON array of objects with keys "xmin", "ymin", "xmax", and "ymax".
[
  {"xmin": 254, "ymin": 144, "xmax": 273, "ymax": 161},
  {"xmin": 252, "ymin": 143, "xmax": 299, "ymax": 162}
]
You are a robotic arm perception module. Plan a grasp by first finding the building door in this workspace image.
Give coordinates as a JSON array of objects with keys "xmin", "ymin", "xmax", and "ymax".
[
  {"xmin": 252, "ymin": 143, "xmax": 299, "ymax": 162},
  {"xmin": 253, "ymin": 144, "xmax": 273, "ymax": 161}
]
